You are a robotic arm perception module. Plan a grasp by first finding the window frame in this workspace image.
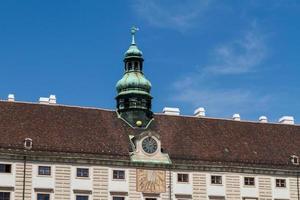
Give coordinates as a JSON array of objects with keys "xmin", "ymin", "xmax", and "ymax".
[
  {"xmin": 76, "ymin": 168, "xmax": 89, "ymax": 178},
  {"xmin": 112, "ymin": 170, "xmax": 125, "ymax": 180},
  {"xmin": 76, "ymin": 195, "xmax": 89, "ymax": 200},
  {"xmin": 0, "ymin": 192, "xmax": 10, "ymax": 200},
  {"xmin": 38, "ymin": 166, "xmax": 51, "ymax": 176},
  {"xmin": 177, "ymin": 173, "xmax": 189, "ymax": 183},
  {"xmin": 37, "ymin": 193, "xmax": 50, "ymax": 200},
  {"xmin": 0, "ymin": 163, "xmax": 12, "ymax": 174},
  {"xmin": 244, "ymin": 177, "xmax": 255, "ymax": 186},
  {"xmin": 291, "ymin": 155, "xmax": 299, "ymax": 165},
  {"xmin": 275, "ymin": 179, "xmax": 286, "ymax": 188},
  {"xmin": 112, "ymin": 197, "xmax": 125, "ymax": 200},
  {"xmin": 211, "ymin": 175, "xmax": 222, "ymax": 185}
]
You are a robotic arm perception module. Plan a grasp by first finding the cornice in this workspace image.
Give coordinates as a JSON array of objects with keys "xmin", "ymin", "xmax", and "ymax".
[{"xmin": 0, "ymin": 149, "xmax": 299, "ymax": 176}]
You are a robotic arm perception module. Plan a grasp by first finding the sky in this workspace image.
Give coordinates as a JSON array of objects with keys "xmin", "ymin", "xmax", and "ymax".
[{"xmin": 0, "ymin": 0, "xmax": 299, "ymax": 123}]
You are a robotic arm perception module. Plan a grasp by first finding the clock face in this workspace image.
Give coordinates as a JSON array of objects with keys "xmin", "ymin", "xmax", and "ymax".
[{"xmin": 142, "ymin": 137, "xmax": 158, "ymax": 154}]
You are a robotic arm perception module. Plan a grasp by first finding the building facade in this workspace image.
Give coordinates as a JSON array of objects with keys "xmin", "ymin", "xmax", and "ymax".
[{"xmin": 0, "ymin": 28, "xmax": 300, "ymax": 200}]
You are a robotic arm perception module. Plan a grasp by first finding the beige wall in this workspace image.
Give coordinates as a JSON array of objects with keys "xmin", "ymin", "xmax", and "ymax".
[
  {"xmin": 258, "ymin": 177, "xmax": 272, "ymax": 200},
  {"xmin": 225, "ymin": 175, "xmax": 241, "ymax": 200},
  {"xmin": 15, "ymin": 163, "xmax": 32, "ymax": 200},
  {"xmin": 0, "ymin": 161, "xmax": 299, "ymax": 200},
  {"xmin": 54, "ymin": 165, "xmax": 71, "ymax": 200}
]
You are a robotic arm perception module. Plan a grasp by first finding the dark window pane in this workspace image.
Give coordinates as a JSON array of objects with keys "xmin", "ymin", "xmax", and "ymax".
[
  {"xmin": 0, "ymin": 164, "xmax": 11, "ymax": 173},
  {"xmin": 211, "ymin": 175, "xmax": 222, "ymax": 184},
  {"xmin": 76, "ymin": 195, "xmax": 88, "ymax": 200},
  {"xmin": 37, "ymin": 194, "xmax": 50, "ymax": 200},
  {"xmin": 177, "ymin": 173, "xmax": 189, "ymax": 183},
  {"xmin": 113, "ymin": 170, "xmax": 125, "ymax": 180},
  {"xmin": 113, "ymin": 197, "xmax": 125, "ymax": 200},
  {"xmin": 276, "ymin": 179, "xmax": 286, "ymax": 187},
  {"xmin": 0, "ymin": 192, "xmax": 10, "ymax": 200},
  {"xmin": 38, "ymin": 166, "xmax": 51, "ymax": 176},
  {"xmin": 244, "ymin": 177, "xmax": 255, "ymax": 186},
  {"xmin": 77, "ymin": 168, "xmax": 89, "ymax": 177}
]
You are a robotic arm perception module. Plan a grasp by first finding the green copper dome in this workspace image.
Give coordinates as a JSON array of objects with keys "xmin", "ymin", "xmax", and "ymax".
[
  {"xmin": 124, "ymin": 44, "xmax": 143, "ymax": 58},
  {"xmin": 116, "ymin": 72, "xmax": 152, "ymax": 95}
]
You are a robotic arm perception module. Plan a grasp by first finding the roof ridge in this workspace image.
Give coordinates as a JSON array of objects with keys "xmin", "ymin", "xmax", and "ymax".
[
  {"xmin": 154, "ymin": 112, "xmax": 300, "ymax": 127},
  {"xmin": 1, "ymin": 100, "xmax": 298, "ymax": 127},
  {"xmin": 0, "ymin": 100, "xmax": 115, "ymax": 112}
]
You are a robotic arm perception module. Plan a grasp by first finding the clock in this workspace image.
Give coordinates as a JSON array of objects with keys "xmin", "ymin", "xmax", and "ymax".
[{"xmin": 142, "ymin": 136, "xmax": 158, "ymax": 154}]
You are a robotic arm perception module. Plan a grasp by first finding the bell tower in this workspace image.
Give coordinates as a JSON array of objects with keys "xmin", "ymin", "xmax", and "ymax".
[{"xmin": 116, "ymin": 27, "xmax": 153, "ymax": 128}]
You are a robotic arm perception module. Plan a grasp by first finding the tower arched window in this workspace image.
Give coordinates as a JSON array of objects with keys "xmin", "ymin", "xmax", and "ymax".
[
  {"xmin": 119, "ymin": 99, "xmax": 125, "ymax": 109},
  {"xmin": 134, "ymin": 61, "xmax": 139, "ymax": 71},
  {"xmin": 127, "ymin": 62, "xmax": 133, "ymax": 71},
  {"xmin": 141, "ymin": 99, "xmax": 147, "ymax": 108}
]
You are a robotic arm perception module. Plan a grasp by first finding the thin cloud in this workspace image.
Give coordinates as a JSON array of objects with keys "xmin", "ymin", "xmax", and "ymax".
[
  {"xmin": 174, "ymin": 87, "xmax": 271, "ymax": 116},
  {"xmin": 132, "ymin": 0, "xmax": 211, "ymax": 31},
  {"xmin": 203, "ymin": 26, "xmax": 267, "ymax": 75},
  {"xmin": 171, "ymin": 25, "xmax": 270, "ymax": 116}
]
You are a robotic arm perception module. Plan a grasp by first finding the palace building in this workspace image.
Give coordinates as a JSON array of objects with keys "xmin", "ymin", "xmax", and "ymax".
[{"xmin": 0, "ymin": 28, "xmax": 300, "ymax": 200}]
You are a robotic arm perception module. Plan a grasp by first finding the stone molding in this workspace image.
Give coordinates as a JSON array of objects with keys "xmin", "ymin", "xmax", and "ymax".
[{"xmin": 0, "ymin": 149, "xmax": 299, "ymax": 176}]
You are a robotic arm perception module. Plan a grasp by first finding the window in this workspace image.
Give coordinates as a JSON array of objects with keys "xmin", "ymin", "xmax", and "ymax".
[
  {"xmin": 24, "ymin": 138, "xmax": 33, "ymax": 150},
  {"xmin": 0, "ymin": 164, "xmax": 11, "ymax": 173},
  {"xmin": 37, "ymin": 193, "xmax": 50, "ymax": 200},
  {"xmin": 276, "ymin": 179, "xmax": 286, "ymax": 187},
  {"xmin": 0, "ymin": 192, "xmax": 10, "ymax": 200},
  {"xmin": 128, "ymin": 62, "xmax": 133, "ymax": 71},
  {"xmin": 211, "ymin": 175, "xmax": 222, "ymax": 184},
  {"xmin": 38, "ymin": 166, "xmax": 51, "ymax": 176},
  {"xmin": 145, "ymin": 198, "xmax": 157, "ymax": 200},
  {"xmin": 291, "ymin": 155, "xmax": 299, "ymax": 165},
  {"xmin": 113, "ymin": 197, "xmax": 125, "ymax": 200},
  {"xmin": 113, "ymin": 170, "xmax": 125, "ymax": 180},
  {"xmin": 134, "ymin": 62, "xmax": 139, "ymax": 70},
  {"xmin": 244, "ymin": 177, "xmax": 255, "ymax": 186},
  {"xmin": 76, "ymin": 195, "xmax": 88, "ymax": 200},
  {"xmin": 76, "ymin": 168, "xmax": 89, "ymax": 178},
  {"xmin": 177, "ymin": 173, "xmax": 189, "ymax": 183}
]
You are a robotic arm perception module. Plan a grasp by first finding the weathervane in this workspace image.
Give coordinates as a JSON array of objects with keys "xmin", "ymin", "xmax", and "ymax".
[{"xmin": 131, "ymin": 26, "xmax": 139, "ymax": 45}]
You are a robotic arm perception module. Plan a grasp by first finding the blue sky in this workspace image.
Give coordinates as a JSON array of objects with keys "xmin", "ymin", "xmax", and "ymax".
[{"xmin": 0, "ymin": 0, "xmax": 299, "ymax": 122}]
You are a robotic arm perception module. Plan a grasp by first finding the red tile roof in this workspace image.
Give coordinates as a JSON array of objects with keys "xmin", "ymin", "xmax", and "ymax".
[{"xmin": 0, "ymin": 101, "xmax": 299, "ymax": 167}]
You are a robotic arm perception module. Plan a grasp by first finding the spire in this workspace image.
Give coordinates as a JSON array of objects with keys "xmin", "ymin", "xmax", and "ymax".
[
  {"xmin": 125, "ymin": 27, "xmax": 143, "ymax": 58},
  {"xmin": 131, "ymin": 26, "xmax": 139, "ymax": 45}
]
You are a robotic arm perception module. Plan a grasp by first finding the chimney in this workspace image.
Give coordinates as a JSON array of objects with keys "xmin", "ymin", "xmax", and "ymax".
[
  {"xmin": 279, "ymin": 116, "xmax": 294, "ymax": 125},
  {"xmin": 259, "ymin": 116, "xmax": 268, "ymax": 123},
  {"xmin": 162, "ymin": 107, "xmax": 180, "ymax": 116},
  {"xmin": 194, "ymin": 107, "xmax": 205, "ymax": 117},
  {"xmin": 49, "ymin": 95, "xmax": 56, "ymax": 104},
  {"xmin": 232, "ymin": 113, "xmax": 241, "ymax": 121},
  {"xmin": 39, "ymin": 97, "xmax": 49, "ymax": 104},
  {"xmin": 8, "ymin": 94, "xmax": 15, "ymax": 102}
]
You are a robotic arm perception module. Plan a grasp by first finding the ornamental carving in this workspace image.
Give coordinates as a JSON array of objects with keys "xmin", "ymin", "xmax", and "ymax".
[{"xmin": 136, "ymin": 169, "xmax": 166, "ymax": 193}]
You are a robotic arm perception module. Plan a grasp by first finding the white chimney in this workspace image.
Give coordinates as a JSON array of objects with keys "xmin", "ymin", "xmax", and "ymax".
[
  {"xmin": 279, "ymin": 116, "xmax": 294, "ymax": 125},
  {"xmin": 39, "ymin": 97, "xmax": 49, "ymax": 104},
  {"xmin": 259, "ymin": 116, "xmax": 268, "ymax": 123},
  {"xmin": 194, "ymin": 107, "xmax": 205, "ymax": 117},
  {"xmin": 162, "ymin": 107, "xmax": 180, "ymax": 115},
  {"xmin": 49, "ymin": 95, "xmax": 56, "ymax": 104},
  {"xmin": 232, "ymin": 113, "xmax": 241, "ymax": 121},
  {"xmin": 8, "ymin": 94, "xmax": 15, "ymax": 102}
]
